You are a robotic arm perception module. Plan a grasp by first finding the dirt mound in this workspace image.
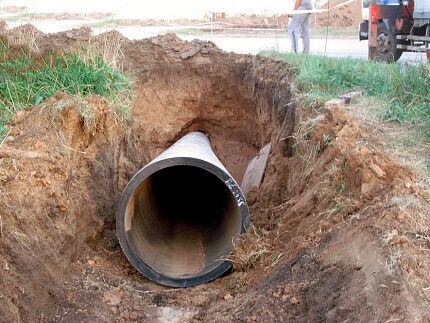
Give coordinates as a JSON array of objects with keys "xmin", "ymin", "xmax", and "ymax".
[
  {"xmin": 0, "ymin": 95, "xmax": 121, "ymax": 321},
  {"xmin": 198, "ymin": 107, "xmax": 429, "ymax": 321},
  {"xmin": 52, "ymin": 26, "xmax": 93, "ymax": 40},
  {"xmin": 30, "ymin": 26, "xmax": 95, "ymax": 56},
  {"xmin": 312, "ymin": 0, "xmax": 362, "ymax": 28},
  {"xmin": 5, "ymin": 24, "xmax": 44, "ymax": 51},
  {"xmin": 204, "ymin": 0, "xmax": 361, "ymax": 29},
  {"xmin": 224, "ymin": 14, "xmax": 290, "ymax": 29},
  {"xmin": 6, "ymin": 24, "xmax": 44, "ymax": 38},
  {"xmin": 0, "ymin": 27, "xmax": 429, "ymax": 322},
  {"xmin": 0, "ymin": 6, "xmax": 27, "ymax": 14},
  {"xmin": 0, "ymin": 21, "xmax": 7, "ymax": 35},
  {"xmin": 34, "ymin": 12, "xmax": 112, "ymax": 21}
]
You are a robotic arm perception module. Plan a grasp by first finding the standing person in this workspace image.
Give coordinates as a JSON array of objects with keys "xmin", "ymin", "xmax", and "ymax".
[{"xmin": 288, "ymin": 0, "xmax": 313, "ymax": 54}]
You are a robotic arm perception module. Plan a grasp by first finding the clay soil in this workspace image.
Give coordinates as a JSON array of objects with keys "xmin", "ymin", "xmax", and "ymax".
[
  {"xmin": 312, "ymin": 0, "xmax": 362, "ymax": 28},
  {"xmin": 0, "ymin": 26, "xmax": 429, "ymax": 322},
  {"xmin": 1, "ymin": 1, "xmax": 361, "ymax": 29}
]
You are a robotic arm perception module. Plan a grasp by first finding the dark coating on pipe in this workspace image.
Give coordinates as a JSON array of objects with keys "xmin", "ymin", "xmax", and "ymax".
[{"xmin": 116, "ymin": 132, "xmax": 249, "ymax": 287}]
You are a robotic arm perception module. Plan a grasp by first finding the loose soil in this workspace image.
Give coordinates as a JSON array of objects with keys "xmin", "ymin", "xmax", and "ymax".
[
  {"xmin": 0, "ymin": 25, "xmax": 429, "ymax": 322},
  {"xmin": 1, "ymin": 0, "xmax": 362, "ymax": 31},
  {"xmin": 312, "ymin": 0, "xmax": 362, "ymax": 28}
]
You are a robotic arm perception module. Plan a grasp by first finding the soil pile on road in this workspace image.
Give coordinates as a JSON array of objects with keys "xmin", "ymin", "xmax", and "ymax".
[
  {"xmin": 0, "ymin": 21, "xmax": 7, "ymax": 34},
  {"xmin": 223, "ymin": 14, "xmax": 290, "ymax": 29},
  {"xmin": 0, "ymin": 25, "xmax": 429, "ymax": 322},
  {"xmin": 312, "ymin": 0, "xmax": 362, "ymax": 28},
  {"xmin": 0, "ymin": 6, "xmax": 27, "ymax": 14}
]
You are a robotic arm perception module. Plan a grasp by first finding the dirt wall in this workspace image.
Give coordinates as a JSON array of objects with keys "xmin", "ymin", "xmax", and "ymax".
[{"xmin": 0, "ymin": 28, "xmax": 297, "ymax": 321}]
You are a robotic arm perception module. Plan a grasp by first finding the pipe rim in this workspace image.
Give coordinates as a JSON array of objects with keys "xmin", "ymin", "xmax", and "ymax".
[{"xmin": 116, "ymin": 156, "xmax": 249, "ymax": 288}]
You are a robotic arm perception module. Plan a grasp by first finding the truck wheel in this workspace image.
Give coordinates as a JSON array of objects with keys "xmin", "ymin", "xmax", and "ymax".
[{"xmin": 371, "ymin": 23, "xmax": 403, "ymax": 62}]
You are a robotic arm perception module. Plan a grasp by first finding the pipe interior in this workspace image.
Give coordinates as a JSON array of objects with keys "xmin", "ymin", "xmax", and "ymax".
[{"xmin": 125, "ymin": 165, "xmax": 242, "ymax": 278}]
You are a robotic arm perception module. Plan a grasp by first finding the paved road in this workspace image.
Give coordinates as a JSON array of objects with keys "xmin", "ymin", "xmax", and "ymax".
[
  {"xmin": 182, "ymin": 34, "xmax": 369, "ymax": 58},
  {"xmin": 182, "ymin": 35, "xmax": 426, "ymax": 62}
]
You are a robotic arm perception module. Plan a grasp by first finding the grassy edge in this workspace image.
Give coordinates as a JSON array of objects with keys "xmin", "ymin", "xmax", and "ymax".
[
  {"xmin": 0, "ymin": 38, "xmax": 132, "ymax": 140},
  {"xmin": 263, "ymin": 51, "xmax": 430, "ymax": 138},
  {"xmin": 263, "ymin": 51, "xmax": 430, "ymax": 188}
]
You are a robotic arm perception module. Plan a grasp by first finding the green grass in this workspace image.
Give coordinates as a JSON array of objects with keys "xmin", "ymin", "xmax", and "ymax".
[
  {"xmin": 0, "ymin": 39, "xmax": 132, "ymax": 139},
  {"xmin": 264, "ymin": 52, "xmax": 430, "ymax": 137}
]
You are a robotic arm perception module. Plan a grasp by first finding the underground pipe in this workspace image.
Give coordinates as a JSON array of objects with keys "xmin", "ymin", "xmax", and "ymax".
[{"xmin": 117, "ymin": 131, "xmax": 249, "ymax": 287}]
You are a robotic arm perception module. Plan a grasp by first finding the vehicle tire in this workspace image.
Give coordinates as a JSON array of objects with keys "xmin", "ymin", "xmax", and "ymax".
[{"xmin": 370, "ymin": 22, "xmax": 403, "ymax": 62}]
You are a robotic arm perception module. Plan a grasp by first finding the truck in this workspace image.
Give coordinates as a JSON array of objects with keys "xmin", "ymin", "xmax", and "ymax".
[{"xmin": 359, "ymin": 0, "xmax": 430, "ymax": 62}]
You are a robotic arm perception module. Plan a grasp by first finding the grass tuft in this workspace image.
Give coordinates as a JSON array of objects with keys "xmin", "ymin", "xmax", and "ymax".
[
  {"xmin": 264, "ymin": 52, "xmax": 430, "ymax": 137},
  {"xmin": 0, "ymin": 38, "xmax": 132, "ymax": 139}
]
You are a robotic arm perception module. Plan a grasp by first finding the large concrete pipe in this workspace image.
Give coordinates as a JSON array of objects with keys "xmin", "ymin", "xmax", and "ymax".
[{"xmin": 117, "ymin": 132, "xmax": 249, "ymax": 287}]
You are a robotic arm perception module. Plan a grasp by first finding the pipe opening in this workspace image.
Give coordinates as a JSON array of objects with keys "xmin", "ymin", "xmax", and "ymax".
[{"xmin": 124, "ymin": 164, "xmax": 242, "ymax": 279}]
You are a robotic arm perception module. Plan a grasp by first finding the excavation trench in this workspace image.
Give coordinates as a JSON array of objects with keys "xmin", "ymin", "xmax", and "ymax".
[
  {"xmin": 112, "ymin": 41, "xmax": 297, "ymax": 287},
  {"xmin": 0, "ymin": 32, "xmax": 303, "ymax": 320},
  {"xmin": 117, "ymin": 132, "xmax": 249, "ymax": 287},
  {"xmin": 0, "ymin": 31, "xmax": 425, "ymax": 321}
]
